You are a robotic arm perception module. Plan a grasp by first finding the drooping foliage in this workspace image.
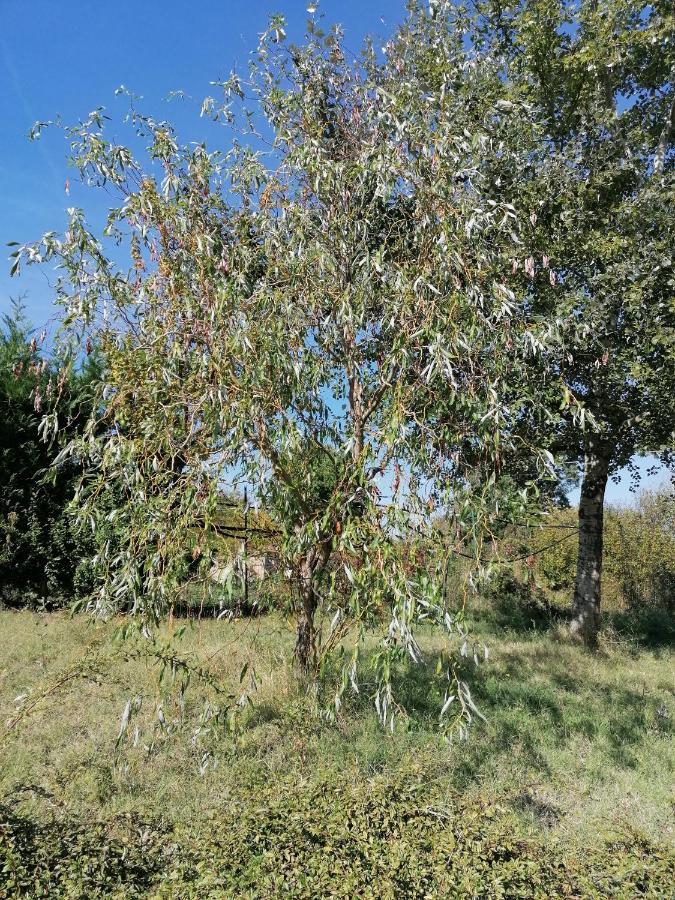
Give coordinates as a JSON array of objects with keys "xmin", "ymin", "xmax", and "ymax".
[{"xmin": 13, "ymin": 3, "xmax": 578, "ymax": 730}]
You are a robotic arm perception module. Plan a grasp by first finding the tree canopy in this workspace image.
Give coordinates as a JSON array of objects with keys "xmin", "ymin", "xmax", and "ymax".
[
  {"xmin": 470, "ymin": 0, "xmax": 675, "ymax": 643},
  {"xmin": 12, "ymin": 2, "xmax": 580, "ymax": 731}
]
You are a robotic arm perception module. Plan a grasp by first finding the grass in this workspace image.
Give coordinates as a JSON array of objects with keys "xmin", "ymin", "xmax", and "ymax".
[{"xmin": 1, "ymin": 601, "xmax": 673, "ymax": 896}]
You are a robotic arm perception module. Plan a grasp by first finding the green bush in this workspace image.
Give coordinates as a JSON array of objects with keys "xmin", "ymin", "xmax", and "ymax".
[
  {"xmin": 2, "ymin": 778, "xmax": 673, "ymax": 898},
  {"xmin": 0, "ymin": 303, "xmax": 99, "ymax": 609},
  {"xmin": 530, "ymin": 488, "xmax": 675, "ymax": 614},
  {"xmin": 605, "ymin": 490, "xmax": 675, "ymax": 611},
  {"xmin": 481, "ymin": 570, "xmax": 566, "ymax": 632}
]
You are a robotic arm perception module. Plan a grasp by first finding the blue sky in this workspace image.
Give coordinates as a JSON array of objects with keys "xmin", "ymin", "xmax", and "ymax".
[
  {"xmin": 0, "ymin": 0, "xmax": 669, "ymax": 504},
  {"xmin": 0, "ymin": 0, "xmax": 403, "ymax": 325}
]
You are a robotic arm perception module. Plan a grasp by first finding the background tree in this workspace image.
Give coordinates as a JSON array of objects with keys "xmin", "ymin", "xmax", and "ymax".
[
  {"xmin": 14, "ymin": 4, "xmax": 573, "ymax": 729},
  {"xmin": 472, "ymin": 0, "xmax": 675, "ymax": 644},
  {"xmin": 0, "ymin": 301, "xmax": 99, "ymax": 606}
]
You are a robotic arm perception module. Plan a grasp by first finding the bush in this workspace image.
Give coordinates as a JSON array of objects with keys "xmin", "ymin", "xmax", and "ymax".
[
  {"xmin": 605, "ymin": 490, "xmax": 675, "ymax": 611},
  {"xmin": 530, "ymin": 488, "xmax": 675, "ymax": 614},
  {"xmin": 482, "ymin": 570, "xmax": 568, "ymax": 632},
  {"xmin": 0, "ymin": 303, "xmax": 98, "ymax": 609},
  {"xmin": 2, "ymin": 778, "xmax": 673, "ymax": 898}
]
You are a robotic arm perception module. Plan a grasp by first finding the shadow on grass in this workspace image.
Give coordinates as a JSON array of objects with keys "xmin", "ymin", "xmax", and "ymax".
[
  {"xmin": 330, "ymin": 633, "xmax": 673, "ymax": 789},
  {"xmin": 608, "ymin": 606, "xmax": 675, "ymax": 651},
  {"xmin": 0, "ymin": 803, "xmax": 167, "ymax": 894}
]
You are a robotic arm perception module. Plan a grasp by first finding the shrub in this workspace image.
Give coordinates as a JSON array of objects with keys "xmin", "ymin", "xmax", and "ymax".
[
  {"xmin": 530, "ymin": 488, "xmax": 675, "ymax": 614},
  {"xmin": 0, "ymin": 303, "xmax": 99, "ymax": 609},
  {"xmin": 2, "ymin": 778, "xmax": 673, "ymax": 898}
]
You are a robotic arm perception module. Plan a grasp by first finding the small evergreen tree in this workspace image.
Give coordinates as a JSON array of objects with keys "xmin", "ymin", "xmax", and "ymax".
[{"xmin": 0, "ymin": 301, "xmax": 98, "ymax": 606}]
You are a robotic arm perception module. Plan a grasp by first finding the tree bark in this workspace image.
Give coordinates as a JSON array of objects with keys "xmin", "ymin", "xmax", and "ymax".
[
  {"xmin": 570, "ymin": 448, "xmax": 610, "ymax": 647},
  {"xmin": 294, "ymin": 555, "xmax": 318, "ymax": 675},
  {"xmin": 294, "ymin": 542, "xmax": 330, "ymax": 676}
]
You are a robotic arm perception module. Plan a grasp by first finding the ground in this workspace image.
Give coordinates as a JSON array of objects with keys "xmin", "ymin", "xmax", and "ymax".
[{"xmin": 0, "ymin": 603, "xmax": 673, "ymax": 897}]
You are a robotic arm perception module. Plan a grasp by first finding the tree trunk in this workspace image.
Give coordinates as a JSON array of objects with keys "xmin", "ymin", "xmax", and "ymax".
[
  {"xmin": 295, "ymin": 558, "xmax": 318, "ymax": 675},
  {"xmin": 293, "ymin": 543, "xmax": 330, "ymax": 676},
  {"xmin": 570, "ymin": 448, "xmax": 610, "ymax": 647}
]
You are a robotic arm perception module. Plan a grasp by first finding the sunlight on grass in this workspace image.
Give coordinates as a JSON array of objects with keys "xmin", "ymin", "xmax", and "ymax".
[{"xmin": 1, "ymin": 609, "xmax": 672, "ymax": 850}]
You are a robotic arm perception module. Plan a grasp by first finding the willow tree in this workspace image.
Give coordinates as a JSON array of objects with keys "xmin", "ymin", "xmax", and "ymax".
[
  {"xmin": 14, "ymin": 3, "xmax": 572, "ymax": 728},
  {"xmin": 472, "ymin": 0, "xmax": 675, "ymax": 645}
]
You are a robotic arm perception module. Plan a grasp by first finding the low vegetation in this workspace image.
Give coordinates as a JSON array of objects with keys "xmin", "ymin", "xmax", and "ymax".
[{"xmin": 1, "ymin": 599, "xmax": 672, "ymax": 897}]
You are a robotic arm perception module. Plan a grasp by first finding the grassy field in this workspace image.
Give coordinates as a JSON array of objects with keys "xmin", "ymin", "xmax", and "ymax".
[{"xmin": 1, "ymin": 603, "xmax": 673, "ymax": 897}]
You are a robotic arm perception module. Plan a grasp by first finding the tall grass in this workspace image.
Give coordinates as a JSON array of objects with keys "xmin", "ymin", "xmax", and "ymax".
[{"xmin": 1, "ymin": 606, "xmax": 672, "ymax": 846}]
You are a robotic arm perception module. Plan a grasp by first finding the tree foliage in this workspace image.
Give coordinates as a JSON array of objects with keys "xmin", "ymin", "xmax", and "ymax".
[
  {"xmin": 471, "ymin": 0, "xmax": 675, "ymax": 643},
  {"xmin": 13, "ymin": 3, "xmax": 580, "ymax": 730},
  {"xmin": 0, "ymin": 302, "xmax": 99, "ymax": 607}
]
